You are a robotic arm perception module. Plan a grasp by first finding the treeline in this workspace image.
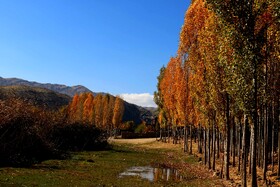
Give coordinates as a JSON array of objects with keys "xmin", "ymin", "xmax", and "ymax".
[
  {"xmin": 67, "ymin": 93, "xmax": 124, "ymax": 134},
  {"xmin": 67, "ymin": 93, "xmax": 154, "ymax": 135},
  {"xmin": 154, "ymin": 0, "xmax": 279, "ymax": 186}
]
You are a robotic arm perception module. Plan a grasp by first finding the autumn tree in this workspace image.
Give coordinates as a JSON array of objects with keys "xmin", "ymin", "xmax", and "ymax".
[
  {"xmin": 205, "ymin": 0, "xmax": 277, "ymax": 185},
  {"xmin": 83, "ymin": 93, "xmax": 94, "ymax": 124},
  {"xmin": 93, "ymin": 94, "xmax": 104, "ymax": 128},
  {"xmin": 154, "ymin": 66, "xmax": 167, "ymax": 140},
  {"xmin": 102, "ymin": 94, "xmax": 115, "ymax": 134},
  {"xmin": 112, "ymin": 96, "xmax": 124, "ymax": 135},
  {"xmin": 155, "ymin": 0, "xmax": 279, "ymax": 185},
  {"xmin": 154, "ymin": 66, "xmax": 165, "ymax": 111},
  {"xmin": 68, "ymin": 94, "xmax": 79, "ymax": 123}
]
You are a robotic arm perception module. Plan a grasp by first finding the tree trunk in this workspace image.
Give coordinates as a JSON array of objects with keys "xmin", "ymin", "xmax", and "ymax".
[
  {"xmin": 194, "ymin": 127, "xmax": 197, "ymax": 143},
  {"xmin": 180, "ymin": 127, "xmax": 183, "ymax": 144},
  {"xmin": 224, "ymin": 127, "xmax": 230, "ymax": 180},
  {"xmin": 172, "ymin": 127, "xmax": 175, "ymax": 144},
  {"xmin": 217, "ymin": 128, "xmax": 220, "ymax": 159},
  {"xmin": 251, "ymin": 40, "xmax": 258, "ymax": 186},
  {"xmin": 204, "ymin": 128, "xmax": 207, "ymax": 165},
  {"xmin": 278, "ymin": 120, "xmax": 280, "ymax": 176},
  {"xmin": 199, "ymin": 124, "xmax": 203, "ymax": 153},
  {"xmin": 220, "ymin": 158, "xmax": 224, "ymax": 179},
  {"xmin": 242, "ymin": 115, "xmax": 248, "ymax": 187},
  {"xmin": 190, "ymin": 124, "xmax": 193, "ymax": 154},
  {"xmin": 272, "ymin": 105, "xmax": 275, "ymax": 172},
  {"xmin": 263, "ymin": 105, "xmax": 268, "ymax": 183},
  {"xmin": 208, "ymin": 127, "xmax": 211, "ymax": 170},
  {"xmin": 224, "ymin": 93, "xmax": 230, "ymax": 180},
  {"xmin": 176, "ymin": 126, "xmax": 179, "ymax": 144},
  {"xmin": 249, "ymin": 136, "xmax": 252, "ymax": 174},
  {"xmin": 250, "ymin": 117, "xmax": 258, "ymax": 187},
  {"xmin": 232, "ymin": 118, "xmax": 236, "ymax": 167},
  {"xmin": 164, "ymin": 126, "xmax": 167, "ymax": 143},
  {"xmin": 184, "ymin": 125, "xmax": 188, "ymax": 152},
  {"xmin": 213, "ymin": 121, "xmax": 216, "ymax": 170},
  {"xmin": 168, "ymin": 125, "xmax": 170, "ymax": 143},
  {"xmin": 197, "ymin": 125, "xmax": 200, "ymax": 153},
  {"xmin": 258, "ymin": 107, "xmax": 263, "ymax": 168},
  {"xmin": 238, "ymin": 120, "xmax": 241, "ymax": 172},
  {"xmin": 198, "ymin": 125, "xmax": 201, "ymax": 153}
]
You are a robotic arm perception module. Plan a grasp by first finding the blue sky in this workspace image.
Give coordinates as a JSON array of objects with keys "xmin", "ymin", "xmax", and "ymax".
[{"xmin": 0, "ymin": 0, "xmax": 190, "ymax": 107}]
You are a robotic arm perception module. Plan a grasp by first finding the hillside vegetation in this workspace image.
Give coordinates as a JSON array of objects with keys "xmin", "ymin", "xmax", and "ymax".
[
  {"xmin": 0, "ymin": 77, "xmax": 93, "ymax": 97},
  {"xmin": 0, "ymin": 85, "xmax": 71, "ymax": 109}
]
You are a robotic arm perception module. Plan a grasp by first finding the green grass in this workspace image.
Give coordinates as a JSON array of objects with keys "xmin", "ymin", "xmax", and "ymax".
[{"xmin": 0, "ymin": 144, "xmax": 221, "ymax": 187}]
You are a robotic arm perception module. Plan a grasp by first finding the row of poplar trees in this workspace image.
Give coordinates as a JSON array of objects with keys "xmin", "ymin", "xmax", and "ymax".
[
  {"xmin": 67, "ymin": 93, "xmax": 124, "ymax": 134},
  {"xmin": 154, "ymin": 0, "xmax": 279, "ymax": 186}
]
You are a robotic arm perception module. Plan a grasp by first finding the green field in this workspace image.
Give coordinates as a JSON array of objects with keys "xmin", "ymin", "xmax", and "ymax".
[{"xmin": 0, "ymin": 140, "xmax": 223, "ymax": 187}]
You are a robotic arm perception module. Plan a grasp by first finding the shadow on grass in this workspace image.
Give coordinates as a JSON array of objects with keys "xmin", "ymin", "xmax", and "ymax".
[
  {"xmin": 0, "ymin": 146, "xmax": 109, "ymax": 169},
  {"xmin": 110, "ymin": 148, "xmax": 137, "ymax": 154},
  {"xmin": 0, "ymin": 144, "xmax": 137, "ymax": 171},
  {"xmin": 31, "ymin": 165, "xmax": 62, "ymax": 170}
]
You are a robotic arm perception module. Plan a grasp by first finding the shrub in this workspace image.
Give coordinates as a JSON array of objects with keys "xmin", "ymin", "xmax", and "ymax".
[
  {"xmin": 0, "ymin": 99, "xmax": 108, "ymax": 167},
  {"xmin": 0, "ymin": 99, "xmax": 57, "ymax": 166},
  {"xmin": 119, "ymin": 121, "xmax": 135, "ymax": 132},
  {"xmin": 50, "ymin": 123, "xmax": 108, "ymax": 151}
]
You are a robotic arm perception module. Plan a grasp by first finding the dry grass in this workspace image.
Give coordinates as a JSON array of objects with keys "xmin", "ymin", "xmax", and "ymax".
[
  {"xmin": 111, "ymin": 138, "xmax": 280, "ymax": 187},
  {"xmin": 111, "ymin": 138, "xmax": 228, "ymax": 186}
]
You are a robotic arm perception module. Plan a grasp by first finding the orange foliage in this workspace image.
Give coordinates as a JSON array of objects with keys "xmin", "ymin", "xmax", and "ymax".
[
  {"xmin": 67, "ymin": 93, "xmax": 124, "ymax": 131},
  {"xmin": 83, "ymin": 93, "xmax": 94, "ymax": 124},
  {"xmin": 112, "ymin": 96, "xmax": 124, "ymax": 129}
]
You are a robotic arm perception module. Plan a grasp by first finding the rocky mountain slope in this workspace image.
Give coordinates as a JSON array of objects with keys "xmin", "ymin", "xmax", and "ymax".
[
  {"xmin": 0, "ymin": 85, "xmax": 71, "ymax": 110},
  {"xmin": 0, "ymin": 77, "xmax": 93, "ymax": 97}
]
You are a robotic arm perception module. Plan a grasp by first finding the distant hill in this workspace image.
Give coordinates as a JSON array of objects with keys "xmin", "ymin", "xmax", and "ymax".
[
  {"xmin": 0, "ymin": 85, "xmax": 71, "ymax": 110},
  {"xmin": 143, "ymin": 107, "xmax": 158, "ymax": 117},
  {"xmin": 122, "ymin": 102, "xmax": 154, "ymax": 125},
  {"xmin": 0, "ymin": 77, "xmax": 94, "ymax": 97},
  {"xmin": 0, "ymin": 77, "xmax": 157, "ymax": 124}
]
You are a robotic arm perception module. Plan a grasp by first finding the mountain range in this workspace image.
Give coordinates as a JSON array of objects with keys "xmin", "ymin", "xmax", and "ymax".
[
  {"xmin": 0, "ymin": 77, "xmax": 94, "ymax": 97},
  {"xmin": 0, "ymin": 77, "xmax": 157, "ymax": 124},
  {"xmin": 0, "ymin": 85, "xmax": 71, "ymax": 110}
]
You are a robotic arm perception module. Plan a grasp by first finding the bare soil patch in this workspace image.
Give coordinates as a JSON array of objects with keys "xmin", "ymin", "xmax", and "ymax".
[
  {"xmin": 109, "ymin": 138, "xmax": 157, "ymax": 145},
  {"xmin": 109, "ymin": 138, "xmax": 185, "ymax": 150}
]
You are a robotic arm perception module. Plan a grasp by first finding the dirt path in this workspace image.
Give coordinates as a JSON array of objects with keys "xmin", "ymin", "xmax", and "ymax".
[
  {"xmin": 109, "ymin": 137, "xmax": 157, "ymax": 145},
  {"xmin": 109, "ymin": 138, "xmax": 185, "ymax": 150},
  {"xmin": 112, "ymin": 138, "xmax": 280, "ymax": 187},
  {"xmin": 110, "ymin": 138, "xmax": 228, "ymax": 186}
]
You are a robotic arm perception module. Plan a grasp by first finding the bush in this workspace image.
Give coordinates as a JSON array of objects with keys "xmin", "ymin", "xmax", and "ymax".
[
  {"xmin": 0, "ymin": 100, "xmax": 57, "ymax": 166},
  {"xmin": 134, "ymin": 123, "xmax": 146, "ymax": 133},
  {"xmin": 50, "ymin": 123, "xmax": 108, "ymax": 151},
  {"xmin": 134, "ymin": 122, "xmax": 155, "ymax": 134},
  {"xmin": 0, "ymin": 118, "xmax": 58, "ymax": 166},
  {"xmin": 119, "ymin": 121, "xmax": 135, "ymax": 132},
  {"xmin": 0, "ymin": 99, "xmax": 108, "ymax": 167}
]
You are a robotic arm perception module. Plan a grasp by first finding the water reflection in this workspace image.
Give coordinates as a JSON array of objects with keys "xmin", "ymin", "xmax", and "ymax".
[{"xmin": 119, "ymin": 165, "xmax": 183, "ymax": 182}]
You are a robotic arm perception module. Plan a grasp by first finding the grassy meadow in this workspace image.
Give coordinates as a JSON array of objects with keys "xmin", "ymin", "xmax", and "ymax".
[{"xmin": 0, "ymin": 139, "xmax": 225, "ymax": 187}]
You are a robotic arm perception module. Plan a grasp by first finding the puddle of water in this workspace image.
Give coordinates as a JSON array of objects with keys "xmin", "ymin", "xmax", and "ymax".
[{"xmin": 119, "ymin": 166, "xmax": 183, "ymax": 182}]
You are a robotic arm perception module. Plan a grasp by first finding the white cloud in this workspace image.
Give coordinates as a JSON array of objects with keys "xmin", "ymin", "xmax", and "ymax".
[{"xmin": 120, "ymin": 93, "xmax": 157, "ymax": 108}]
